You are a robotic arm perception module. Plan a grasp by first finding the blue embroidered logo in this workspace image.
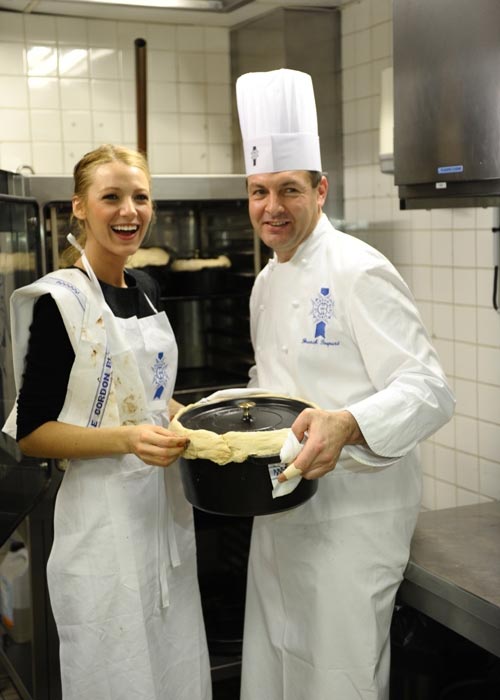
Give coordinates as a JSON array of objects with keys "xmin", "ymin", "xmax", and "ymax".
[
  {"xmin": 302, "ymin": 288, "xmax": 339, "ymax": 347},
  {"xmin": 152, "ymin": 352, "xmax": 168, "ymax": 400}
]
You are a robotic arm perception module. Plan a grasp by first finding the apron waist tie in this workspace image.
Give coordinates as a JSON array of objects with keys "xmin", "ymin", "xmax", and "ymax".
[{"xmin": 158, "ymin": 473, "xmax": 181, "ymax": 609}]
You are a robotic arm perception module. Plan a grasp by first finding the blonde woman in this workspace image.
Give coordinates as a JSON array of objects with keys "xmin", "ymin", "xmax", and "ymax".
[{"xmin": 3, "ymin": 145, "xmax": 212, "ymax": 700}]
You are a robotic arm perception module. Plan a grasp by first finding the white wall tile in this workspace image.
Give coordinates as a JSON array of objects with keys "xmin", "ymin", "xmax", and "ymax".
[
  {"xmin": 27, "ymin": 45, "xmax": 58, "ymax": 77},
  {"xmin": 452, "ymin": 229, "xmax": 476, "ymax": 267},
  {"xmin": 431, "ymin": 229, "xmax": 453, "ymax": 265},
  {"xmin": 0, "ymin": 43, "xmax": 25, "ymax": 75},
  {"xmin": 456, "ymin": 452, "xmax": 479, "ymax": 491},
  {"xmin": 206, "ymin": 83, "xmax": 230, "ymax": 115},
  {"xmin": 88, "ymin": 19, "xmax": 117, "ymax": 48},
  {"xmin": 453, "ymin": 306, "xmax": 476, "ymax": 343},
  {"xmin": 176, "ymin": 26, "xmax": 204, "ymax": 52},
  {"xmin": 0, "ymin": 76, "xmax": 28, "ymax": 108},
  {"xmin": 149, "ymin": 82, "xmax": 177, "ymax": 113},
  {"xmin": 432, "ymin": 267, "xmax": 453, "ymax": 303},
  {"xmin": 149, "ymin": 143, "xmax": 180, "ymax": 174},
  {"xmin": 431, "ymin": 208, "xmax": 453, "ymax": 230},
  {"xmin": 371, "ymin": 0, "xmax": 392, "ymax": 25},
  {"xmin": 203, "ymin": 27, "xmax": 229, "ymax": 53},
  {"xmin": 178, "ymin": 53, "xmax": 206, "ymax": 83},
  {"xmin": 354, "ymin": 29, "xmax": 371, "ymax": 65},
  {"xmin": 27, "ymin": 79, "xmax": 58, "ymax": 113},
  {"xmin": 477, "ymin": 346, "xmax": 500, "ymax": 386},
  {"xmin": 434, "ymin": 444, "xmax": 456, "ymax": 482},
  {"xmin": 180, "ymin": 144, "xmax": 208, "ymax": 174},
  {"xmin": 1, "ymin": 109, "xmax": 30, "ymax": 141},
  {"xmin": 59, "ymin": 47, "xmax": 89, "ymax": 78},
  {"xmin": 117, "ymin": 23, "xmax": 146, "ymax": 48},
  {"xmin": 422, "ymin": 473, "xmax": 436, "ymax": 510},
  {"xmin": 0, "ymin": 142, "xmax": 33, "ymax": 173},
  {"xmin": 433, "ymin": 338, "xmax": 454, "ymax": 376},
  {"xmin": 454, "ymin": 379, "xmax": 477, "ymax": 419},
  {"xmin": 477, "ymin": 308, "xmax": 500, "ymax": 346},
  {"xmin": 412, "ymin": 266, "xmax": 432, "ymax": 301},
  {"xmin": 453, "ymin": 268, "xmax": 476, "ymax": 305},
  {"xmin": 178, "ymin": 114, "xmax": 206, "ymax": 144},
  {"xmin": 56, "ymin": 17, "xmax": 87, "ymax": 46},
  {"xmin": 207, "ymin": 114, "xmax": 231, "ymax": 144},
  {"xmin": 89, "ymin": 48, "xmax": 119, "ymax": 80},
  {"xmin": 92, "ymin": 111, "xmax": 122, "ymax": 142},
  {"xmin": 476, "ymin": 268, "xmax": 494, "ymax": 308},
  {"xmin": 179, "ymin": 84, "xmax": 206, "ymax": 114},
  {"xmin": 148, "ymin": 112, "xmax": 179, "ymax": 143},
  {"xmin": 32, "ymin": 140, "xmax": 63, "ymax": 173},
  {"xmin": 412, "ymin": 229, "xmax": 432, "ymax": 265},
  {"xmin": 60, "ymin": 78, "xmax": 90, "ymax": 110},
  {"xmin": 435, "ymin": 479, "xmax": 457, "ymax": 509},
  {"xmin": 0, "ymin": 11, "xmax": 24, "ymax": 42},
  {"xmin": 63, "ymin": 142, "xmax": 93, "ymax": 172},
  {"xmin": 478, "ymin": 421, "xmax": 500, "ymax": 463},
  {"xmin": 479, "ymin": 459, "xmax": 500, "ymax": 500},
  {"xmin": 146, "ymin": 24, "xmax": 176, "ymax": 50},
  {"xmin": 30, "ymin": 109, "xmax": 62, "ymax": 141},
  {"xmin": 476, "ymin": 227, "xmax": 495, "ymax": 268},
  {"xmin": 91, "ymin": 80, "xmax": 121, "ymax": 111},
  {"xmin": 25, "ymin": 14, "xmax": 57, "ymax": 44},
  {"xmin": 205, "ymin": 53, "xmax": 231, "ymax": 85},
  {"xmin": 208, "ymin": 144, "xmax": 232, "ymax": 173},
  {"xmin": 62, "ymin": 110, "xmax": 92, "ymax": 142},
  {"xmin": 477, "ymin": 384, "xmax": 500, "ymax": 424},
  {"xmin": 457, "ymin": 488, "xmax": 480, "ymax": 506},
  {"xmin": 371, "ymin": 21, "xmax": 391, "ymax": 60},
  {"xmin": 454, "ymin": 341, "xmax": 477, "ymax": 381}
]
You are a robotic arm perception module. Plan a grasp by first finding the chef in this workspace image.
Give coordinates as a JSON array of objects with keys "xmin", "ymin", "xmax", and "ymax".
[{"xmin": 236, "ymin": 68, "xmax": 455, "ymax": 700}]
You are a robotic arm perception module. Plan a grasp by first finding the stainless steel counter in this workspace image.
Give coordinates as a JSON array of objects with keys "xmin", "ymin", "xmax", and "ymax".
[{"xmin": 399, "ymin": 501, "xmax": 500, "ymax": 657}]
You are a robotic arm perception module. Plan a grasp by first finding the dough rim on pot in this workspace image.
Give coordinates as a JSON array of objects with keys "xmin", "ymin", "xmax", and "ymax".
[{"xmin": 170, "ymin": 394, "xmax": 314, "ymax": 466}]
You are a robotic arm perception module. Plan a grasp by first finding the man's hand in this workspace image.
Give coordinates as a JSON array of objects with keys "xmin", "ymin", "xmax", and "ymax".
[{"xmin": 278, "ymin": 408, "xmax": 366, "ymax": 482}]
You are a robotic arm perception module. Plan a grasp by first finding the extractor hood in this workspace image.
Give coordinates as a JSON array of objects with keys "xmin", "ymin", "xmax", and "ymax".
[{"xmin": 394, "ymin": 0, "xmax": 500, "ymax": 209}]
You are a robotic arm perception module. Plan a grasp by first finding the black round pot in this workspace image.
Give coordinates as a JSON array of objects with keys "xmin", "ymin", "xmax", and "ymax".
[{"xmin": 177, "ymin": 396, "xmax": 318, "ymax": 517}]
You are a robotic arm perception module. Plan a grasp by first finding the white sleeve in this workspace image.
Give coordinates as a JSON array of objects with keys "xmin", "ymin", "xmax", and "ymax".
[{"xmin": 344, "ymin": 264, "xmax": 455, "ymax": 461}]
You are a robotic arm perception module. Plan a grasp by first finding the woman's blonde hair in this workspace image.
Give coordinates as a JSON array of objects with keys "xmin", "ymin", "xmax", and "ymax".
[{"xmin": 60, "ymin": 144, "xmax": 152, "ymax": 267}]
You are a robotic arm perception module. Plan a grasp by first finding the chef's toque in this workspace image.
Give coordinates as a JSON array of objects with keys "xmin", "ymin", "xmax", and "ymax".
[{"xmin": 236, "ymin": 68, "xmax": 322, "ymax": 176}]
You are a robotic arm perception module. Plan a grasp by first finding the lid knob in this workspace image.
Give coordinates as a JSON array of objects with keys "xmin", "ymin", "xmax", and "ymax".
[{"xmin": 238, "ymin": 400, "xmax": 256, "ymax": 423}]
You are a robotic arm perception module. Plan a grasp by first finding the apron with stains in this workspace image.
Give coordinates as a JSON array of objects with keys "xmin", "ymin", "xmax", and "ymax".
[{"xmin": 5, "ymin": 252, "xmax": 211, "ymax": 700}]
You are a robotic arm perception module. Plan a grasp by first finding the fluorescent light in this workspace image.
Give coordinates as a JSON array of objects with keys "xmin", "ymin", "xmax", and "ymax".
[{"xmin": 50, "ymin": 0, "xmax": 254, "ymax": 12}]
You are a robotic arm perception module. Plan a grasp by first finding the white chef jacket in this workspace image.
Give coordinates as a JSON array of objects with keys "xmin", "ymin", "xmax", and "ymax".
[{"xmin": 240, "ymin": 213, "xmax": 455, "ymax": 700}]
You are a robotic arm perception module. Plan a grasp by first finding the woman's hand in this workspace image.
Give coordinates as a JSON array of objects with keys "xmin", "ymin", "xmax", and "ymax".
[{"xmin": 127, "ymin": 424, "xmax": 190, "ymax": 468}]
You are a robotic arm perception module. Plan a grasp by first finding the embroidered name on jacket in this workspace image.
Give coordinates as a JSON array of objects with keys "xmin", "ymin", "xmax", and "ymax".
[
  {"xmin": 302, "ymin": 287, "xmax": 339, "ymax": 347},
  {"xmin": 152, "ymin": 352, "xmax": 169, "ymax": 399}
]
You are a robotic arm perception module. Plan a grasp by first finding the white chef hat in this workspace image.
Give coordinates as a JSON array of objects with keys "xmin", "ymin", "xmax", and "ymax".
[{"xmin": 236, "ymin": 68, "xmax": 322, "ymax": 176}]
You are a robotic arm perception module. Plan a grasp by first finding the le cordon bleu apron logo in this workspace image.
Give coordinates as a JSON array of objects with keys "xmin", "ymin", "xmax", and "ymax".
[
  {"xmin": 303, "ymin": 287, "xmax": 339, "ymax": 347},
  {"xmin": 152, "ymin": 351, "xmax": 169, "ymax": 400}
]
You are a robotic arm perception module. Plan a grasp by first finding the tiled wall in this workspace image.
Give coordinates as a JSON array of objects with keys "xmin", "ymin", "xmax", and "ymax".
[
  {"xmin": 341, "ymin": 0, "xmax": 500, "ymax": 509},
  {"xmin": 0, "ymin": 10, "xmax": 232, "ymax": 174},
  {"xmin": 1, "ymin": 1, "xmax": 499, "ymax": 511}
]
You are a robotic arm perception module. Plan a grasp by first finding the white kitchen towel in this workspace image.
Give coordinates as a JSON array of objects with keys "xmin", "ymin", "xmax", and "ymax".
[{"xmin": 272, "ymin": 430, "xmax": 304, "ymax": 499}]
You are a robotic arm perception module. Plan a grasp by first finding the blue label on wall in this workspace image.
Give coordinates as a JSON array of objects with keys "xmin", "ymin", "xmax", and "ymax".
[{"xmin": 437, "ymin": 165, "xmax": 464, "ymax": 174}]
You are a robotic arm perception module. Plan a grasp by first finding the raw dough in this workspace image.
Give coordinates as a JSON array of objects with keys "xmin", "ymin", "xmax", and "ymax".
[
  {"xmin": 171, "ymin": 255, "xmax": 231, "ymax": 272},
  {"xmin": 170, "ymin": 394, "xmax": 314, "ymax": 465}
]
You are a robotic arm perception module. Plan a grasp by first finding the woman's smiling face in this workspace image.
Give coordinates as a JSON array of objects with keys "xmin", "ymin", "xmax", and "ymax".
[{"xmin": 72, "ymin": 160, "xmax": 153, "ymax": 263}]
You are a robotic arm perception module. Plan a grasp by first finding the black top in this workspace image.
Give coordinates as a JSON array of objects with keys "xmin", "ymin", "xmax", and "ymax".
[{"xmin": 16, "ymin": 268, "xmax": 161, "ymax": 441}]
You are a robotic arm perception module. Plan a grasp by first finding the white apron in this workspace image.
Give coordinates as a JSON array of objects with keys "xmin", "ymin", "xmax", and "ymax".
[
  {"xmin": 7, "ymin": 255, "xmax": 212, "ymax": 700},
  {"xmin": 240, "ymin": 216, "xmax": 454, "ymax": 700}
]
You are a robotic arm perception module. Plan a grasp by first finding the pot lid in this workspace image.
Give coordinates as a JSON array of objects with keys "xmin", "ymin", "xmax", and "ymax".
[{"xmin": 179, "ymin": 395, "xmax": 310, "ymax": 434}]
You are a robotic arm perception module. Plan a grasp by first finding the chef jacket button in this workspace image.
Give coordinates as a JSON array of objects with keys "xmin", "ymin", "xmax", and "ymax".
[
  {"xmin": 259, "ymin": 304, "xmax": 265, "ymax": 311},
  {"xmin": 281, "ymin": 345, "xmax": 288, "ymax": 353},
  {"xmin": 292, "ymin": 300, "xmax": 300, "ymax": 308},
  {"xmin": 301, "ymin": 258, "xmax": 308, "ymax": 265}
]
